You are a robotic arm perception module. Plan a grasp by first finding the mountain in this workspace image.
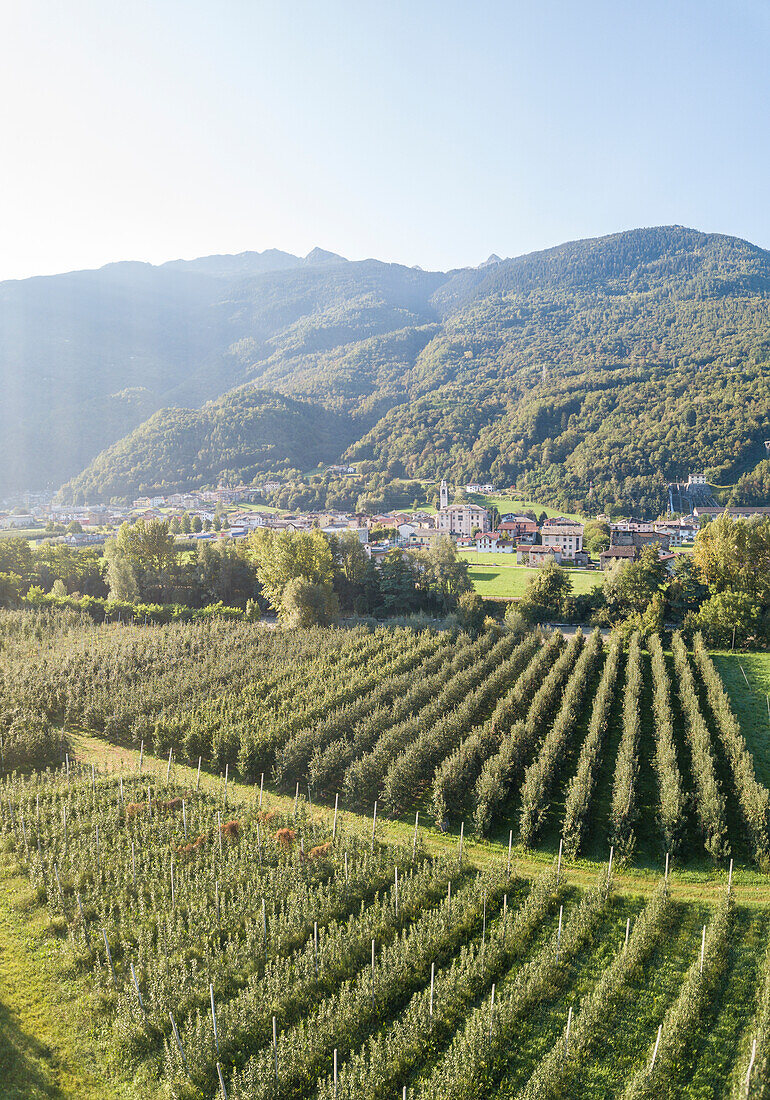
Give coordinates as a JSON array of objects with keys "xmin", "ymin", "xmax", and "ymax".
[
  {"xmin": 63, "ymin": 388, "xmax": 353, "ymax": 502},
  {"xmin": 6, "ymin": 226, "xmax": 770, "ymax": 516}
]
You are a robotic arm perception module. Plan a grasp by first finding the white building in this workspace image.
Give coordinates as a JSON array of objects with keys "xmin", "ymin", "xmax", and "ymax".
[
  {"xmin": 540, "ymin": 523, "xmax": 584, "ymax": 558},
  {"xmin": 475, "ymin": 532, "xmax": 514, "ymax": 553},
  {"xmin": 437, "ymin": 504, "xmax": 491, "ymax": 538}
]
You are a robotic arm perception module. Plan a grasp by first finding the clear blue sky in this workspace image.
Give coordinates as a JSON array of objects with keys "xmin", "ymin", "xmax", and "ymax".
[{"xmin": 2, "ymin": 0, "xmax": 769, "ymax": 280}]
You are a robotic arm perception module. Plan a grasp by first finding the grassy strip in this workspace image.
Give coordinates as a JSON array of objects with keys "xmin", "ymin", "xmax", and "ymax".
[
  {"xmin": 67, "ymin": 731, "xmax": 770, "ymax": 904},
  {"xmin": 0, "ymin": 855, "xmax": 149, "ymax": 1099}
]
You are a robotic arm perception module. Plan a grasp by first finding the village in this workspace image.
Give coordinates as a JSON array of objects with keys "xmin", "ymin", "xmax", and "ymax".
[{"xmin": 4, "ymin": 473, "xmax": 770, "ymax": 579}]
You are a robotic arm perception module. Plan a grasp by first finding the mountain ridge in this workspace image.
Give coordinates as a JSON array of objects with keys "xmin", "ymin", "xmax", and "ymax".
[{"xmin": 5, "ymin": 225, "xmax": 770, "ymax": 516}]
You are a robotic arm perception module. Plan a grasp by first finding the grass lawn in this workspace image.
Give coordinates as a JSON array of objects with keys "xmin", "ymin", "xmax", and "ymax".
[
  {"xmin": 711, "ymin": 651, "xmax": 770, "ymax": 790},
  {"xmin": 0, "ymin": 855, "xmax": 146, "ymax": 1099},
  {"xmin": 465, "ymin": 561, "xmax": 599, "ymax": 599}
]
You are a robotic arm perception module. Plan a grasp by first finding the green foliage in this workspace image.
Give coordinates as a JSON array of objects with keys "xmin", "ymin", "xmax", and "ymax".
[
  {"xmin": 583, "ymin": 519, "xmax": 611, "ymax": 553},
  {"xmin": 519, "ymin": 561, "xmax": 573, "ymax": 623},
  {"xmin": 0, "ymin": 710, "xmax": 66, "ymax": 773},
  {"xmin": 63, "ymin": 389, "xmax": 355, "ymax": 502},
  {"xmin": 247, "ymin": 528, "xmax": 336, "ymax": 616},
  {"xmin": 282, "ymin": 577, "xmax": 340, "ymax": 628}
]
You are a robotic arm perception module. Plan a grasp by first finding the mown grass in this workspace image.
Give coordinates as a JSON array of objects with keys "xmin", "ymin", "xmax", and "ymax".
[
  {"xmin": 0, "ymin": 856, "xmax": 151, "ymax": 1099},
  {"xmin": 464, "ymin": 563, "xmax": 598, "ymax": 599}
]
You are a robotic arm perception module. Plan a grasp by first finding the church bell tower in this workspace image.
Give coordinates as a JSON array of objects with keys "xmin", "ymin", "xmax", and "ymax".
[{"xmin": 439, "ymin": 479, "xmax": 449, "ymax": 510}]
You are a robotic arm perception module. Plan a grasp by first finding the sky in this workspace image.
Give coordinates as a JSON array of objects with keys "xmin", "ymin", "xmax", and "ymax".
[{"xmin": 1, "ymin": 0, "xmax": 769, "ymax": 281}]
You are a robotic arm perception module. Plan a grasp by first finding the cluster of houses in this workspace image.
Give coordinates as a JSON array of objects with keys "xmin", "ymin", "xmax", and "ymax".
[{"xmin": 7, "ymin": 471, "xmax": 770, "ymax": 563}]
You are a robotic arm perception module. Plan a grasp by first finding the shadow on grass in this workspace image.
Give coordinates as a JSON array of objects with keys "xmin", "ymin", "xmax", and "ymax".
[{"xmin": 0, "ymin": 997, "xmax": 62, "ymax": 1100}]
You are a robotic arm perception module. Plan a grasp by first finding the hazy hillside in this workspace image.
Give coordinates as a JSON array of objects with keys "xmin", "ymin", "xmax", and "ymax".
[
  {"xmin": 7, "ymin": 226, "xmax": 770, "ymax": 515},
  {"xmin": 63, "ymin": 389, "xmax": 353, "ymax": 502},
  {"xmin": 0, "ymin": 248, "xmax": 445, "ymax": 494}
]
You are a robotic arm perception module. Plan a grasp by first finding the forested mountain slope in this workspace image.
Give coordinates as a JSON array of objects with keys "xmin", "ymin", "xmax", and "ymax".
[
  {"xmin": 63, "ymin": 389, "xmax": 354, "ymax": 501},
  {"xmin": 7, "ymin": 227, "xmax": 770, "ymax": 515}
]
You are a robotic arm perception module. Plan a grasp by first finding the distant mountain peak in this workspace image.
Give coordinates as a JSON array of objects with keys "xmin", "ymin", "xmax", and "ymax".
[
  {"xmin": 480, "ymin": 254, "xmax": 502, "ymax": 267},
  {"xmin": 304, "ymin": 247, "xmax": 347, "ymax": 266}
]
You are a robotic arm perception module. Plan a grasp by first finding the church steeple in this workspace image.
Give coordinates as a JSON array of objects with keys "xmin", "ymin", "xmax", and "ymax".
[{"xmin": 440, "ymin": 479, "xmax": 449, "ymax": 510}]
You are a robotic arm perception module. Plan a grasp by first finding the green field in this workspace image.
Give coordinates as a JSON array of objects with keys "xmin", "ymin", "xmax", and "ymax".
[{"xmin": 464, "ymin": 559, "xmax": 599, "ymax": 599}]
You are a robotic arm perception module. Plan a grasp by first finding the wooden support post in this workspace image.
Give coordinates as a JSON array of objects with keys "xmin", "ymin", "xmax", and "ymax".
[
  {"xmin": 170, "ymin": 1012, "xmax": 189, "ymax": 1072},
  {"xmin": 262, "ymin": 898, "xmax": 268, "ymax": 961},
  {"xmin": 458, "ymin": 821, "xmax": 464, "ymax": 870},
  {"xmin": 564, "ymin": 1005, "xmax": 573, "ymax": 1060},
  {"xmin": 412, "ymin": 811, "xmax": 419, "ymax": 862},
  {"xmin": 139, "ymin": 741, "xmax": 144, "ymax": 775},
  {"xmin": 223, "ymin": 764, "xmax": 228, "ymax": 808},
  {"xmin": 196, "ymin": 757, "xmax": 201, "ymax": 792},
  {"xmin": 210, "ymin": 982, "xmax": 219, "ymax": 1054},
  {"xmin": 482, "ymin": 889, "xmax": 487, "ymax": 953},
  {"xmin": 102, "ymin": 928, "xmax": 117, "ymax": 986},
  {"xmin": 557, "ymin": 837, "xmax": 563, "ymax": 884},
  {"xmin": 182, "ymin": 800, "xmax": 187, "ymax": 839},
  {"xmin": 216, "ymin": 1063, "xmax": 227, "ymax": 1099},
  {"xmin": 314, "ymin": 921, "xmax": 319, "ymax": 979},
  {"xmin": 371, "ymin": 801, "xmax": 377, "ymax": 852},
  {"xmin": 371, "ymin": 938, "xmax": 375, "ymax": 1008},
  {"xmin": 166, "ymin": 748, "xmax": 172, "ymax": 784},
  {"xmin": 728, "ymin": 857, "xmax": 734, "ymax": 897},
  {"xmin": 429, "ymin": 961, "xmax": 435, "ymax": 1017},
  {"xmin": 606, "ymin": 846, "xmax": 614, "ymax": 894},
  {"xmin": 170, "ymin": 856, "xmax": 175, "ymax": 908},
  {"xmin": 259, "ymin": 772, "xmax": 264, "ymax": 810},
  {"xmin": 700, "ymin": 924, "xmax": 706, "ymax": 974},
  {"xmin": 333, "ymin": 793, "xmax": 339, "ymax": 842},
  {"xmin": 507, "ymin": 829, "xmax": 513, "ymax": 877},
  {"xmin": 131, "ymin": 842, "xmax": 136, "ymax": 886},
  {"xmin": 624, "ymin": 916, "xmax": 631, "ymax": 951},
  {"xmin": 76, "ymin": 892, "xmax": 90, "ymax": 947},
  {"xmin": 746, "ymin": 1037, "xmax": 757, "ymax": 1092},
  {"xmin": 489, "ymin": 983, "xmax": 495, "ymax": 1039},
  {"xmin": 664, "ymin": 851, "xmax": 669, "ymax": 891},
  {"xmin": 649, "ymin": 1024, "xmax": 662, "ymax": 1073},
  {"xmin": 557, "ymin": 904, "xmax": 563, "ymax": 964},
  {"xmin": 294, "ymin": 782, "xmax": 299, "ymax": 819},
  {"xmin": 130, "ymin": 962, "xmax": 144, "ymax": 1010},
  {"xmin": 273, "ymin": 1016, "xmax": 278, "ymax": 1083},
  {"xmin": 333, "ymin": 1048, "xmax": 338, "ymax": 1098}
]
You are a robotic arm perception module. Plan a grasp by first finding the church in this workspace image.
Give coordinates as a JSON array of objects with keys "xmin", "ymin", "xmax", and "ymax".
[{"xmin": 436, "ymin": 479, "xmax": 491, "ymax": 537}]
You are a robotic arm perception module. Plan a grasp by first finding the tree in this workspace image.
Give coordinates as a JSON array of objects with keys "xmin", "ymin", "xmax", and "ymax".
[
  {"xmin": 454, "ymin": 590, "xmax": 486, "ymax": 634},
  {"xmin": 192, "ymin": 515, "xmax": 203, "ymax": 533},
  {"xmin": 520, "ymin": 561, "xmax": 572, "ymax": 622},
  {"xmin": 378, "ymin": 549, "xmax": 419, "ymax": 616},
  {"xmin": 169, "ymin": 515, "xmax": 182, "ymax": 535},
  {"xmin": 667, "ymin": 554, "xmax": 707, "ymax": 621},
  {"xmin": 65, "ymin": 520, "xmax": 83, "ymax": 535},
  {"xmin": 281, "ymin": 577, "xmax": 339, "ymax": 627},
  {"xmin": 104, "ymin": 518, "xmax": 176, "ymax": 602},
  {"xmin": 415, "ymin": 534, "xmax": 472, "ymax": 613},
  {"xmin": 105, "ymin": 554, "xmax": 139, "ymax": 602},
  {"xmin": 181, "ymin": 512, "xmax": 192, "ymax": 534},
  {"xmin": 0, "ymin": 572, "xmax": 25, "ymax": 607},
  {"xmin": 686, "ymin": 590, "xmax": 762, "ymax": 648},
  {"xmin": 246, "ymin": 529, "xmax": 335, "ymax": 616},
  {"xmin": 694, "ymin": 513, "xmax": 770, "ymax": 602},
  {"xmin": 604, "ymin": 545, "xmax": 665, "ymax": 616},
  {"xmin": 0, "ymin": 537, "xmax": 33, "ymax": 583},
  {"xmin": 583, "ymin": 519, "xmax": 611, "ymax": 554}
]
